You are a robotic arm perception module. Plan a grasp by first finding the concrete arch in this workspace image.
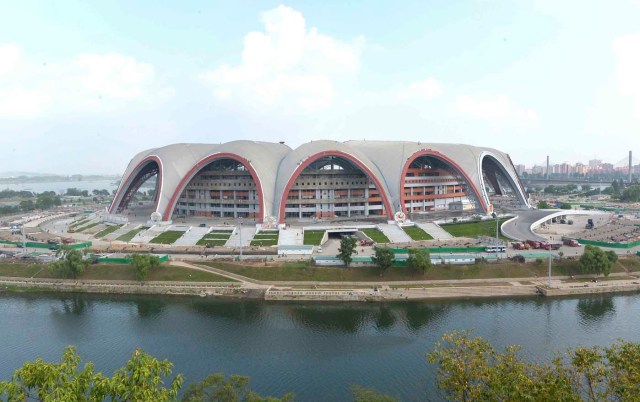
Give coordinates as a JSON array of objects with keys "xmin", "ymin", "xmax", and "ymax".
[
  {"xmin": 400, "ymin": 150, "xmax": 488, "ymax": 214},
  {"xmin": 479, "ymin": 151, "xmax": 528, "ymax": 207},
  {"xmin": 163, "ymin": 153, "xmax": 265, "ymax": 222},
  {"xmin": 109, "ymin": 155, "xmax": 163, "ymax": 214},
  {"xmin": 277, "ymin": 150, "xmax": 394, "ymax": 223}
]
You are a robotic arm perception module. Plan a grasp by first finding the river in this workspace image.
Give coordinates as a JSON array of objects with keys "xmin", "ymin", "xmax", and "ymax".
[
  {"xmin": 0, "ymin": 292, "xmax": 637, "ymax": 401},
  {"xmin": 0, "ymin": 180, "xmax": 119, "ymax": 194}
]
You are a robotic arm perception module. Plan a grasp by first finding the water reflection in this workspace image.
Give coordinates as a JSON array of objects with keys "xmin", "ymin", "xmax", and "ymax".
[
  {"xmin": 189, "ymin": 299, "xmax": 262, "ymax": 321},
  {"xmin": 577, "ymin": 296, "xmax": 616, "ymax": 328},
  {"xmin": 51, "ymin": 294, "xmax": 88, "ymax": 315},
  {"xmin": 135, "ymin": 298, "xmax": 166, "ymax": 318},
  {"xmin": 290, "ymin": 305, "xmax": 369, "ymax": 333},
  {"xmin": 403, "ymin": 303, "xmax": 448, "ymax": 331},
  {"xmin": 374, "ymin": 305, "xmax": 396, "ymax": 330}
]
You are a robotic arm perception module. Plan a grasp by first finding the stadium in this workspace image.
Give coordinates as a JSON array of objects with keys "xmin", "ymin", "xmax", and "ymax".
[{"xmin": 108, "ymin": 140, "xmax": 529, "ymax": 225}]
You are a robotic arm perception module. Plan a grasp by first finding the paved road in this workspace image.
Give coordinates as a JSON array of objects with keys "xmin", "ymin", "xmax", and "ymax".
[{"xmin": 501, "ymin": 210, "xmax": 554, "ymax": 241}]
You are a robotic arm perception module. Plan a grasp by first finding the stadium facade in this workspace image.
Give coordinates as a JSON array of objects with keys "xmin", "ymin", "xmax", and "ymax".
[{"xmin": 109, "ymin": 140, "xmax": 529, "ymax": 224}]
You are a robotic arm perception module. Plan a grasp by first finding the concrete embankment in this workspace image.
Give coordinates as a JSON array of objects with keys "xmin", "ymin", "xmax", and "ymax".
[
  {"xmin": 537, "ymin": 280, "xmax": 640, "ymax": 297},
  {"xmin": 0, "ymin": 277, "xmax": 264, "ymax": 298}
]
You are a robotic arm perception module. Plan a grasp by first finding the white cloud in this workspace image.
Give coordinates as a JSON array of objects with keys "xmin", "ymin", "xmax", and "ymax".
[
  {"xmin": 0, "ymin": 44, "xmax": 168, "ymax": 118},
  {"xmin": 456, "ymin": 94, "xmax": 538, "ymax": 123},
  {"xmin": 199, "ymin": 5, "xmax": 363, "ymax": 113},
  {"xmin": 0, "ymin": 44, "xmax": 21, "ymax": 75},
  {"xmin": 614, "ymin": 33, "xmax": 640, "ymax": 119},
  {"xmin": 396, "ymin": 77, "xmax": 443, "ymax": 101}
]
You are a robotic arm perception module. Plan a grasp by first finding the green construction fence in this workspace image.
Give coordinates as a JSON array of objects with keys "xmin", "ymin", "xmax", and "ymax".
[
  {"xmin": 379, "ymin": 246, "xmax": 487, "ymax": 254},
  {"xmin": 575, "ymin": 238, "xmax": 640, "ymax": 249},
  {"xmin": 0, "ymin": 239, "xmax": 92, "ymax": 249},
  {"xmin": 95, "ymin": 255, "xmax": 169, "ymax": 264}
]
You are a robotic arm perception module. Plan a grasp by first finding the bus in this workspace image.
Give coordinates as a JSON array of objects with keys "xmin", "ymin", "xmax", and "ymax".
[{"xmin": 485, "ymin": 245, "xmax": 506, "ymax": 253}]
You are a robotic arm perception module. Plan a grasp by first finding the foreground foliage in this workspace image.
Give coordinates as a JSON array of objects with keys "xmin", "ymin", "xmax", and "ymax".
[
  {"xmin": 428, "ymin": 330, "xmax": 640, "ymax": 401},
  {"xmin": 0, "ymin": 346, "xmax": 183, "ymax": 401},
  {"xmin": 0, "ymin": 348, "xmax": 392, "ymax": 402}
]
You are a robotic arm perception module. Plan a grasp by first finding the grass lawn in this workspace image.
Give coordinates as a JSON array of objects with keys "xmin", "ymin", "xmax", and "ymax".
[
  {"xmin": 202, "ymin": 258, "xmax": 605, "ymax": 282},
  {"xmin": 197, "ymin": 231, "xmax": 233, "ymax": 246},
  {"xmin": 94, "ymin": 225, "xmax": 123, "ymax": 238},
  {"xmin": 303, "ymin": 230, "xmax": 325, "ymax": 245},
  {"xmin": 69, "ymin": 218, "xmax": 89, "ymax": 229},
  {"xmin": 403, "ymin": 225, "xmax": 433, "ymax": 241},
  {"xmin": 73, "ymin": 222, "xmax": 100, "ymax": 233},
  {"xmin": 0, "ymin": 262, "xmax": 235, "ymax": 282},
  {"xmin": 116, "ymin": 228, "xmax": 147, "ymax": 242},
  {"xmin": 361, "ymin": 228, "xmax": 390, "ymax": 243},
  {"xmin": 441, "ymin": 218, "xmax": 510, "ymax": 240},
  {"xmin": 150, "ymin": 231, "xmax": 185, "ymax": 244},
  {"xmin": 250, "ymin": 231, "xmax": 279, "ymax": 247}
]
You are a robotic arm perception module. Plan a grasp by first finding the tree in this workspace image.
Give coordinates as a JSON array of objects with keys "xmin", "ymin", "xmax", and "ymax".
[
  {"xmin": 130, "ymin": 253, "xmax": 161, "ymax": 281},
  {"xmin": 428, "ymin": 331, "xmax": 640, "ymax": 402},
  {"xmin": 107, "ymin": 349, "xmax": 183, "ymax": 401},
  {"xmin": 337, "ymin": 236, "xmax": 357, "ymax": 267},
  {"xmin": 0, "ymin": 347, "xmax": 183, "ymax": 401},
  {"xmin": 536, "ymin": 200, "xmax": 551, "ymax": 209},
  {"xmin": 605, "ymin": 250, "xmax": 618, "ymax": 264},
  {"xmin": 620, "ymin": 185, "xmax": 640, "ymax": 202},
  {"xmin": 559, "ymin": 202, "xmax": 572, "ymax": 210},
  {"xmin": 611, "ymin": 179, "xmax": 621, "ymax": 195},
  {"xmin": 578, "ymin": 245, "xmax": 613, "ymax": 277},
  {"xmin": 19, "ymin": 199, "xmax": 35, "ymax": 211},
  {"xmin": 182, "ymin": 373, "xmax": 294, "ymax": 402},
  {"xmin": 406, "ymin": 248, "xmax": 431, "ymax": 275},
  {"xmin": 49, "ymin": 246, "xmax": 89, "ymax": 278},
  {"xmin": 0, "ymin": 346, "xmax": 103, "ymax": 401},
  {"xmin": 372, "ymin": 248, "xmax": 394, "ymax": 277},
  {"xmin": 581, "ymin": 184, "xmax": 592, "ymax": 192}
]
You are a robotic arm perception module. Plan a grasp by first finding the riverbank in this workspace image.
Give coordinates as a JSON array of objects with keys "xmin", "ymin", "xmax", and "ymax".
[{"xmin": 2, "ymin": 263, "xmax": 639, "ymax": 301}]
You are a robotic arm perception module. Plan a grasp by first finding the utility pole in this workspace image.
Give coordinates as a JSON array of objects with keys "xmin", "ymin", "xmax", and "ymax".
[{"xmin": 548, "ymin": 248, "xmax": 552, "ymax": 288}]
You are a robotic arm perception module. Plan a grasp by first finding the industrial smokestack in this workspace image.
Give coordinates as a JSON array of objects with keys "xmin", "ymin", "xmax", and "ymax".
[
  {"xmin": 546, "ymin": 155, "xmax": 550, "ymax": 181},
  {"xmin": 630, "ymin": 150, "xmax": 633, "ymax": 183}
]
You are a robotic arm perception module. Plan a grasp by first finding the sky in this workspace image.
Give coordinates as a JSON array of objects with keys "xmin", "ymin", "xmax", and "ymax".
[{"xmin": 1, "ymin": 0, "xmax": 640, "ymax": 174}]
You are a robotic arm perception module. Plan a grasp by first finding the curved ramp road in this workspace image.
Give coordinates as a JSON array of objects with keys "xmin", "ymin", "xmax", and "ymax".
[{"xmin": 501, "ymin": 209, "xmax": 602, "ymax": 241}]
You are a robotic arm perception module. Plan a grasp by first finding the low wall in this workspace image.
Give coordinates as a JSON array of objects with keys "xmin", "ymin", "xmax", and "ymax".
[
  {"xmin": 265, "ymin": 288, "xmax": 379, "ymax": 301},
  {"xmin": 0, "ymin": 277, "xmax": 246, "ymax": 297},
  {"xmin": 538, "ymin": 282, "xmax": 640, "ymax": 297}
]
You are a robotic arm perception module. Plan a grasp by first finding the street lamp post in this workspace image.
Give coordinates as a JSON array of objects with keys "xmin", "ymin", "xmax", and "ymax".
[
  {"xmin": 492, "ymin": 212, "xmax": 499, "ymax": 259},
  {"xmin": 239, "ymin": 219, "xmax": 243, "ymax": 261},
  {"xmin": 548, "ymin": 248, "xmax": 552, "ymax": 288}
]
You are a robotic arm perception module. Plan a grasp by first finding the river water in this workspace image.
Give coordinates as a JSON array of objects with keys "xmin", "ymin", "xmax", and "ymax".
[{"xmin": 0, "ymin": 292, "xmax": 637, "ymax": 401}]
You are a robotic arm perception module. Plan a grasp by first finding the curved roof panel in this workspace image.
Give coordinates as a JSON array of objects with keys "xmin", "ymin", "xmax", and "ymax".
[{"xmin": 110, "ymin": 140, "xmax": 528, "ymax": 222}]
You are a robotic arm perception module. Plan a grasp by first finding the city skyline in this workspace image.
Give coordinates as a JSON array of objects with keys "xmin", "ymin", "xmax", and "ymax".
[{"xmin": 1, "ymin": 1, "xmax": 640, "ymax": 174}]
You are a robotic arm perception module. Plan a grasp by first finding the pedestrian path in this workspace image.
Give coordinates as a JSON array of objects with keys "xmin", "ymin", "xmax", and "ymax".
[
  {"xmin": 104, "ymin": 224, "xmax": 139, "ymax": 241},
  {"xmin": 225, "ymin": 226, "xmax": 255, "ymax": 247},
  {"xmin": 174, "ymin": 226, "xmax": 208, "ymax": 246},
  {"xmin": 417, "ymin": 222, "xmax": 453, "ymax": 240},
  {"xmin": 135, "ymin": 225, "xmax": 167, "ymax": 243},
  {"xmin": 378, "ymin": 223, "xmax": 412, "ymax": 243},
  {"xmin": 278, "ymin": 227, "xmax": 303, "ymax": 246}
]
